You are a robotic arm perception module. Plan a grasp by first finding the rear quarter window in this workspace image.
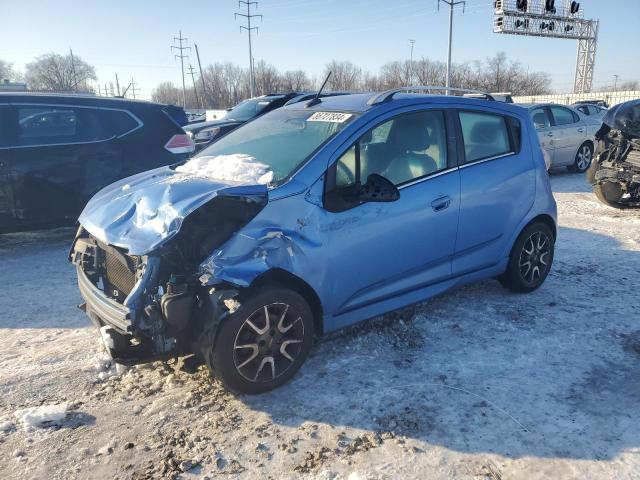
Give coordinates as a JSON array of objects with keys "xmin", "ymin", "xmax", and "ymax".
[
  {"xmin": 458, "ymin": 111, "xmax": 513, "ymax": 163},
  {"xmin": 101, "ymin": 109, "xmax": 140, "ymax": 136}
]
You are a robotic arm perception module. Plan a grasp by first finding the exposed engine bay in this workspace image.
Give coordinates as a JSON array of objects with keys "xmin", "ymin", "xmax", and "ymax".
[
  {"xmin": 70, "ymin": 193, "xmax": 266, "ymax": 364},
  {"xmin": 589, "ymin": 99, "xmax": 640, "ymax": 208}
]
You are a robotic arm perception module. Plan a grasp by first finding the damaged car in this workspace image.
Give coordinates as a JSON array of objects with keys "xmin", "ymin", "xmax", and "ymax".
[
  {"xmin": 70, "ymin": 88, "xmax": 557, "ymax": 394},
  {"xmin": 587, "ymin": 99, "xmax": 640, "ymax": 208}
]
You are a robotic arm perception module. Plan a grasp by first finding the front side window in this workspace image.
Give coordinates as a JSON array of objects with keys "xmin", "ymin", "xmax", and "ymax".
[
  {"xmin": 334, "ymin": 110, "xmax": 448, "ymax": 189},
  {"xmin": 459, "ymin": 111, "xmax": 512, "ymax": 163},
  {"xmin": 550, "ymin": 106, "xmax": 578, "ymax": 126}
]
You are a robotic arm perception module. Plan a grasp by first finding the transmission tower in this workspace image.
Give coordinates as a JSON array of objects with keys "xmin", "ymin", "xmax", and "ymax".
[
  {"xmin": 129, "ymin": 78, "xmax": 139, "ymax": 99},
  {"xmin": 172, "ymin": 30, "xmax": 191, "ymax": 108},
  {"xmin": 235, "ymin": 1, "xmax": 262, "ymax": 97},
  {"xmin": 493, "ymin": 0, "xmax": 599, "ymax": 93}
]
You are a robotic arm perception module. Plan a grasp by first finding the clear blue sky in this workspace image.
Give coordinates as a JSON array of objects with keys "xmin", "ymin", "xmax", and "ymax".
[{"xmin": 1, "ymin": 0, "xmax": 639, "ymax": 99}]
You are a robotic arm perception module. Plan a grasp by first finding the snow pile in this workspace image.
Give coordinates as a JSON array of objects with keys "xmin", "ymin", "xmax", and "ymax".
[
  {"xmin": 175, "ymin": 154, "xmax": 273, "ymax": 185},
  {"xmin": 14, "ymin": 403, "xmax": 69, "ymax": 430},
  {"xmin": 0, "ymin": 419, "xmax": 13, "ymax": 433}
]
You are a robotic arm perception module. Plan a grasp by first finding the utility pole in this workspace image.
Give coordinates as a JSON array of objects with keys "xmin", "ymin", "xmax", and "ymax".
[
  {"xmin": 409, "ymin": 39, "xmax": 415, "ymax": 86},
  {"xmin": 115, "ymin": 74, "xmax": 121, "ymax": 96},
  {"xmin": 172, "ymin": 30, "xmax": 191, "ymax": 108},
  {"xmin": 613, "ymin": 74, "xmax": 619, "ymax": 90},
  {"xmin": 97, "ymin": 84, "xmax": 102, "ymax": 96},
  {"xmin": 105, "ymin": 83, "xmax": 109, "ymax": 97},
  {"xmin": 194, "ymin": 43, "xmax": 208, "ymax": 108},
  {"xmin": 188, "ymin": 64, "xmax": 201, "ymax": 109},
  {"xmin": 235, "ymin": 1, "xmax": 262, "ymax": 97},
  {"xmin": 438, "ymin": 0, "xmax": 465, "ymax": 92},
  {"xmin": 69, "ymin": 48, "xmax": 78, "ymax": 92}
]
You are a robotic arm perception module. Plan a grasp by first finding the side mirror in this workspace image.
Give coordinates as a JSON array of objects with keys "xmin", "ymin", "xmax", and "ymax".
[{"xmin": 355, "ymin": 174, "xmax": 399, "ymax": 202}]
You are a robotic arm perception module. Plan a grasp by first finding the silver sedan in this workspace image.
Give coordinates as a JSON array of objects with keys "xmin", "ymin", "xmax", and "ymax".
[{"xmin": 521, "ymin": 103, "xmax": 600, "ymax": 173}]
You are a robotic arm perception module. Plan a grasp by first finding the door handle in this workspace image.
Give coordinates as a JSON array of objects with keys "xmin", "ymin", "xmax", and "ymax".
[
  {"xmin": 577, "ymin": 127, "xmax": 585, "ymax": 133},
  {"xmin": 431, "ymin": 196, "xmax": 451, "ymax": 212},
  {"xmin": 546, "ymin": 132, "xmax": 554, "ymax": 137}
]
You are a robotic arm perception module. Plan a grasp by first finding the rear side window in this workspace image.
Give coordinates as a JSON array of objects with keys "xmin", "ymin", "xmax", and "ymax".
[
  {"xmin": 458, "ymin": 111, "xmax": 512, "ymax": 163},
  {"xmin": 550, "ymin": 106, "xmax": 578, "ymax": 125},
  {"xmin": 12, "ymin": 106, "xmax": 112, "ymax": 147}
]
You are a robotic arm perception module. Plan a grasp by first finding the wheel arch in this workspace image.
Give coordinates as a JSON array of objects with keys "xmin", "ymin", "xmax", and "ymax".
[
  {"xmin": 250, "ymin": 268, "xmax": 324, "ymax": 336},
  {"xmin": 525, "ymin": 213, "xmax": 557, "ymax": 241}
]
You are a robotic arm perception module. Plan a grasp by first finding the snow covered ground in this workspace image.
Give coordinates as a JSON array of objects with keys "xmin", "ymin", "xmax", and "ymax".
[{"xmin": 0, "ymin": 172, "xmax": 639, "ymax": 480}]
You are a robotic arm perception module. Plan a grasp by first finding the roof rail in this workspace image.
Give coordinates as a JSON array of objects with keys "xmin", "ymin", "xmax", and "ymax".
[{"xmin": 367, "ymin": 86, "xmax": 495, "ymax": 105}]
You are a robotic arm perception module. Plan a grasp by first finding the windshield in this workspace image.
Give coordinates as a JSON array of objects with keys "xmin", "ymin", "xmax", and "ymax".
[
  {"xmin": 194, "ymin": 109, "xmax": 356, "ymax": 185},
  {"xmin": 226, "ymin": 98, "xmax": 279, "ymax": 121}
]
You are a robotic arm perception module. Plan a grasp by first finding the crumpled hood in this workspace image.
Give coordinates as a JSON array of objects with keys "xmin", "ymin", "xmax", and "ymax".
[{"xmin": 79, "ymin": 165, "xmax": 268, "ymax": 255}]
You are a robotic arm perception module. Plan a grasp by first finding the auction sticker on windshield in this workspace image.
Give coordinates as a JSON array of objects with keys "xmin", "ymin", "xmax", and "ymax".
[{"xmin": 308, "ymin": 112, "xmax": 353, "ymax": 123}]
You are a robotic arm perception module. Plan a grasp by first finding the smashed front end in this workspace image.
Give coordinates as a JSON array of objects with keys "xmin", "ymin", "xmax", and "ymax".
[
  {"xmin": 589, "ymin": 100, "xmax": 640, "ymax": 207},
  {"xmin": 69, "ymin": 165, "xmax": 268, "ymax": 364}
]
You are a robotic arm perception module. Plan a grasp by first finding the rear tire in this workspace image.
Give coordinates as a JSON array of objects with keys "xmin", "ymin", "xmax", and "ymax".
[
  {"xmin": 202, "ymin": 285, "xmax": 314, "ymax": 394},
  {"xmin": 500, "ymin": 222, "xmax": 554, "ymax": 293},
  {"xmin": 568, "ymin": 142, "xmax": 593, "ymax": 173}
]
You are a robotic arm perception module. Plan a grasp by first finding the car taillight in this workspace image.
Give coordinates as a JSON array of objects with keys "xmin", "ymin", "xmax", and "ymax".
[{"xmin": 164, "ymin": 134, "xmax": 195, "ymax": 154}]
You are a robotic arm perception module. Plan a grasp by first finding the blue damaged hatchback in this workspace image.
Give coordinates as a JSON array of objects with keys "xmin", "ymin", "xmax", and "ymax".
[{"xmin": 70, "ymin": 87, "xmax": 557, "ymax": 393}]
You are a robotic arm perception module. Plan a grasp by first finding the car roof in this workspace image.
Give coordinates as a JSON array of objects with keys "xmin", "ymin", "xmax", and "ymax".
[
  {"xmin": 0, "ymin": 92, "xmax": 170, "ymax": 110},
  {"xmin": 283, "ymin": 92, "xmax": 526, "ymax": 115}
]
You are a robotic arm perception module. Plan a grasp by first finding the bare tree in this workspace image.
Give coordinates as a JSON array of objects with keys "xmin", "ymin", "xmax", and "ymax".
[
  {"xmin": 0, "ymin": 59, "xmax": 19, "ymax": 81},
  {"xmin": 153, "ymin": 52, "xmax": 552, "ymax": 109},
  {"xmin": 151, "ymin": 82, "xmax": 182, "ymax": 105},
  {"xmin": 253, "ymin": 60, "xmax": 281, "ymax": 95},
  {"xmin": 25, "ymin": 53, "xmax": 96, "ymax": 92},
  {"xmin": 324, "ymin": 60, "xmax": 362, "ymax": 90},
  {"xmin": 619, "ymin": 80, "xmax": 639, "ymax": 91},
  {"xmin": 280, "ymin": 70, "xmax": 312, "ymax": 92}
]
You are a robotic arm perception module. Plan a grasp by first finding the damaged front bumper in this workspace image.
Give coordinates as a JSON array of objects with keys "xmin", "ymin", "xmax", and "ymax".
[{"xmin": 77, "ymin": 265, "xmax": 133, "ymax": 334}]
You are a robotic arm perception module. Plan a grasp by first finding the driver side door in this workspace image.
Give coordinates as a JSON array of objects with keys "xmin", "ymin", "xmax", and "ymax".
[{"xmin": 322, "ymin": 108, "xmax": 460, "ymax": 330}]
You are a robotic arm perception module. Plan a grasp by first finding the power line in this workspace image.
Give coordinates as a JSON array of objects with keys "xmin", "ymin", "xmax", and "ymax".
[
  {"xmin": 409, "ymin": 39, "xmax": 415, "ymax": 86},
  {"xmin": 172, "ymin": 30, "xmax": 191, "ymax": 108},
  {"xmin": 187, "ymin": 64, "xmax": 201, "ymax": 109},
  {"xmin": 438, "ymin": 0, "xmax": 466, "ymax": 91},
  {"xmin": 235, "ymin": 1, "xmax": 262, "ymax": 97}
]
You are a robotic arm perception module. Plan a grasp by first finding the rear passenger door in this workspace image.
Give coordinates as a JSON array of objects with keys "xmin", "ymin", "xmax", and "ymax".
[
  {"xmin": 549, "ymin": 105, "xmax": 584, "ymax": 166},
  {"xmin": 453, "ymin": 109, "xmax": 534, "ymax": 275}
]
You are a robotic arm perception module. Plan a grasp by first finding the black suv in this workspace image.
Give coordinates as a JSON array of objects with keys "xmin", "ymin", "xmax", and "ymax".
[{"xmin": 0, "ymin": 94, "xmax": 193, "ymax": 233}]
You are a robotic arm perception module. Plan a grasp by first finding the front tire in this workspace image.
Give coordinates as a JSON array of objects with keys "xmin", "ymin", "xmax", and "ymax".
[
  {"xmin": 500, "ymin": 222, "xmax": 554, "ymax": 293},
  {"xmin": 593, "ymin": 182, "xmax": 628, "ymax": 209},
  {"xmin": 202, "ymin": 286, "xmax": 314, "ymax": 394},
  {"xmin": 568, "ymin": 142, "xmax": 593, "ymax": 173}
]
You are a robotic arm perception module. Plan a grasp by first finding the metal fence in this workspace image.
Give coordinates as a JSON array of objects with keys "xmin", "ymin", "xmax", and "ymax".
[{"xmin": 513, "ymin": 90, "xmax": 640, "ymax": 107}]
